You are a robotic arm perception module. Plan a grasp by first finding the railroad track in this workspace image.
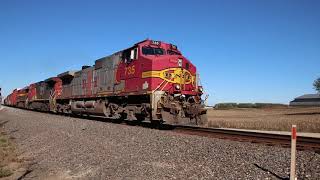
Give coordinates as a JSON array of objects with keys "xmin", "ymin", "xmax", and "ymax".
[
  {"xmin": 172, "ymin": 125, "xmax": 320, "ymax": 152},
  {"xmin": 4, "ymin": 106, "xmax": 320, "ymax": 152}
]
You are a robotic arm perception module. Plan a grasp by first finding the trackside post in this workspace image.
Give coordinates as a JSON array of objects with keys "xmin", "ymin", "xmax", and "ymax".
[{"xmin": 290, "ymin": 125, "xmax": 297, "ymax": 180}]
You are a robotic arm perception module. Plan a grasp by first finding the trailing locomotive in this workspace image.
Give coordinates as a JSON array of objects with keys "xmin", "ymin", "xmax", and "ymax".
[{"xmin": 4, "ymin": 39, "xmax": 207, "ymax": 125}]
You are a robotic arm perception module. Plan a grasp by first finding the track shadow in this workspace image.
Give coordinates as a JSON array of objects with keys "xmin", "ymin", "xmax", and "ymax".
[
  {"xmin": 254, "ymin": 163, "xmax": 289, "ymax": 180},
  {"xmin": 68, "ymin": 114, "xmax": 175, "ymax": 130}
]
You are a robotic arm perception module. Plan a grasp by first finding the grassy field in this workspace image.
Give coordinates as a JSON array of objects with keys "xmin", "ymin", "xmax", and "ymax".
[{"xmin": 207, "ymin": 106, "xmax": 320, "ymax": 133}]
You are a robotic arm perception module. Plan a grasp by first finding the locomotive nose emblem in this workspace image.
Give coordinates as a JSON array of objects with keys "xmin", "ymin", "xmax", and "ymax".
[{"xmin": 142, "ymin": 68, "xmax": 194, "ymax": 84}]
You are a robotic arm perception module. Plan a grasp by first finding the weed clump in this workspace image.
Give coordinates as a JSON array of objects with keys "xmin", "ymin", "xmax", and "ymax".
[{"xmin": 0, "ymin": 168, "xmax": 12, "ymax": 178}]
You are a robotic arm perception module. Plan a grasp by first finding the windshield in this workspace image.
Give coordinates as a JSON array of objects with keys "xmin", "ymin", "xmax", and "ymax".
[
  {"xmin": 142, "ymin": 47, "xmax": 165, "ymax": 55},
  {"xmin": 167, "ymin": 50, "xmax": 181, "ymax": 55}
]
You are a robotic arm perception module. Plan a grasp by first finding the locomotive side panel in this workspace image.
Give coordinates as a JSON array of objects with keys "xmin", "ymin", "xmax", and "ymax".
[
  {"xmin": 95, "ymin": 52, "xmax": 124, "ymax": 95},
  {"xmin": 26, "ymin": 78, "xmax": 62, "ymax": 111},
  {"xmin": 35, "ymin": 82, "xmax": 47, "ymax": 100},
  {"xmin": 28, "ymin": 83, "xmax": 37, "ymax": 101},
  {"xmin": 28, "ymin": 82, "xmax": 42, "ymax": 110},
  {"xmin": 53, "ymin": 78, "xmax": 62, "ymax": 98},
  {"xmin": 16, "ymin": 88, "xmax": 29, "ymax": 108},
  {"xmin": 81, "ymin": 67, "xmax": 94, "ymax": 97},
  {"xmin": 11, "ymin": 90, "xmax": 17, "ymax": 106},
  {"xmin": 44, "ymin": 78, "xmax": 62, "ymax": 99},
  {"xmin": 70, "ymin": 67, "xmax": 94, "ymax": 98},
  {"xmin": 72, "ymin": 71, "xmax": 82, "ymax": 97},
  {"xmin": 43, "ymin": 83, "xmax": 51, "ymax": 100},
  {"xmin": 62, "ymin": 84, "xmax": 72, "ymax": 98},
  {"xmin": 58, "ymin": 71, "xmax": 76, "ymax": 99}
]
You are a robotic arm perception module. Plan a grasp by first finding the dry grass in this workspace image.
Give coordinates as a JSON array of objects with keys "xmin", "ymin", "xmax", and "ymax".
[
  {"xmin": 207, "ymin": 106, "xmax": 320, "ymax": 132},
  {"xmin": 0, "ymin": 168, "xmax": 12, "ymax": 178},
  {"xmin": 0, "ymin": 128, "xmax": 15, "ymax": 178}
]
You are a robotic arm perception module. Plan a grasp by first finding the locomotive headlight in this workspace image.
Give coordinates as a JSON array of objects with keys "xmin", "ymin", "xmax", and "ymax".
[
  {"xmin": 198, "ymin": 87, "xmax": 203, "ymax": 92},
  {"xmin": 178, "ymin": 59, "xmax": 182, "ymax": 67},
  {"xmin": 175, "ymin": 84, "xmax": 181, "ymax": 90}
]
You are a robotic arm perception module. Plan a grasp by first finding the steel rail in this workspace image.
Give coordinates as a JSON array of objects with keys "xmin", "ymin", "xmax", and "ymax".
[{"xmin": 172, "ymin": 125, "xmax": 320, "ymax": 152}]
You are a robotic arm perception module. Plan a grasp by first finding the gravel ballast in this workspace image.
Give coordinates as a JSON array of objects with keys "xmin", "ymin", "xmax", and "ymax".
[{"xmin": 0, "ymin": 107, "xmax": 319, "ymax": 179}]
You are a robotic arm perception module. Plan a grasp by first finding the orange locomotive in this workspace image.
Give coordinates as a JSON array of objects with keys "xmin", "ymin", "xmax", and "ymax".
[{"xmin": 4, "ymin": 40, "xmax": 207, "ymax": 125}]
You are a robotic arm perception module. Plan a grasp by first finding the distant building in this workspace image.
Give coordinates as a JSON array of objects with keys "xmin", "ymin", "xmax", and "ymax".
[{"xmin": 290, "ymin": 94, "xmax": 320, "ymax": 106}]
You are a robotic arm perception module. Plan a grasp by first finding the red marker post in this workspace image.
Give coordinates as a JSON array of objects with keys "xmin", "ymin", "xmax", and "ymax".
[{"xmin": 290, "ymin": 125, "xmax": 297, "ymax": 180}]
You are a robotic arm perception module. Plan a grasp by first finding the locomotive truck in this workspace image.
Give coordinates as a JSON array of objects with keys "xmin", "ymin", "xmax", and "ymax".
[{"xmin": 4, "ymin": 39, "xmax": 207, "ymax": 125}]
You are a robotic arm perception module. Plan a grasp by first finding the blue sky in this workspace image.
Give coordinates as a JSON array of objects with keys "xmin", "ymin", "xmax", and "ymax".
[{"xmin": 0, "ymin": 0, "xmax": 319, "ymax": 105}]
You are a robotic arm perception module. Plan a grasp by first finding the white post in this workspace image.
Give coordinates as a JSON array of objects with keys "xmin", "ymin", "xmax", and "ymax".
[{"xmin": 290, "ymin": 125, "xmax": 297, "ymax": 180}]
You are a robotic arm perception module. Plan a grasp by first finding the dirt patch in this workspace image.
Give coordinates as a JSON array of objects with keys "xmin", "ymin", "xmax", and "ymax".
[
  {"xmin": 207, "ymin": 107, "xmax": 320, "ymax": 132},
  {"xmin": 0, "ymin": 127, "xmax": 15, "ymax": 178}
]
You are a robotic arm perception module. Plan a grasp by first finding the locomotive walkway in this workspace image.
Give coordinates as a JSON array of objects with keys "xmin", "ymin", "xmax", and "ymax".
[{"xmin": 0, "ymin": 106, "xmax": 319, "ymax": 179}]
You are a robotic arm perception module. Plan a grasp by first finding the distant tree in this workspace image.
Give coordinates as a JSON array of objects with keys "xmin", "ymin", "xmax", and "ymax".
[{"xmin": 314, "ymin": 78, "xmax": 320, "ymax": 94}]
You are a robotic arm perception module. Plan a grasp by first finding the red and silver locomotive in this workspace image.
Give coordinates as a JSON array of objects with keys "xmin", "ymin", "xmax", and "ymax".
[{"xmin": 4, "ymin": 40, "xmax": 207, "ymax": 125}]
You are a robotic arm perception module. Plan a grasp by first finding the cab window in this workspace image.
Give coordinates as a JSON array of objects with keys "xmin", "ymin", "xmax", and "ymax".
[
  {"xmin": 142, "ymin": 47, "xmax": 165, "ymax": 55},
  {"xmin": 123, "ymin": 47, "xmax": 138, "ymax": 63}
]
